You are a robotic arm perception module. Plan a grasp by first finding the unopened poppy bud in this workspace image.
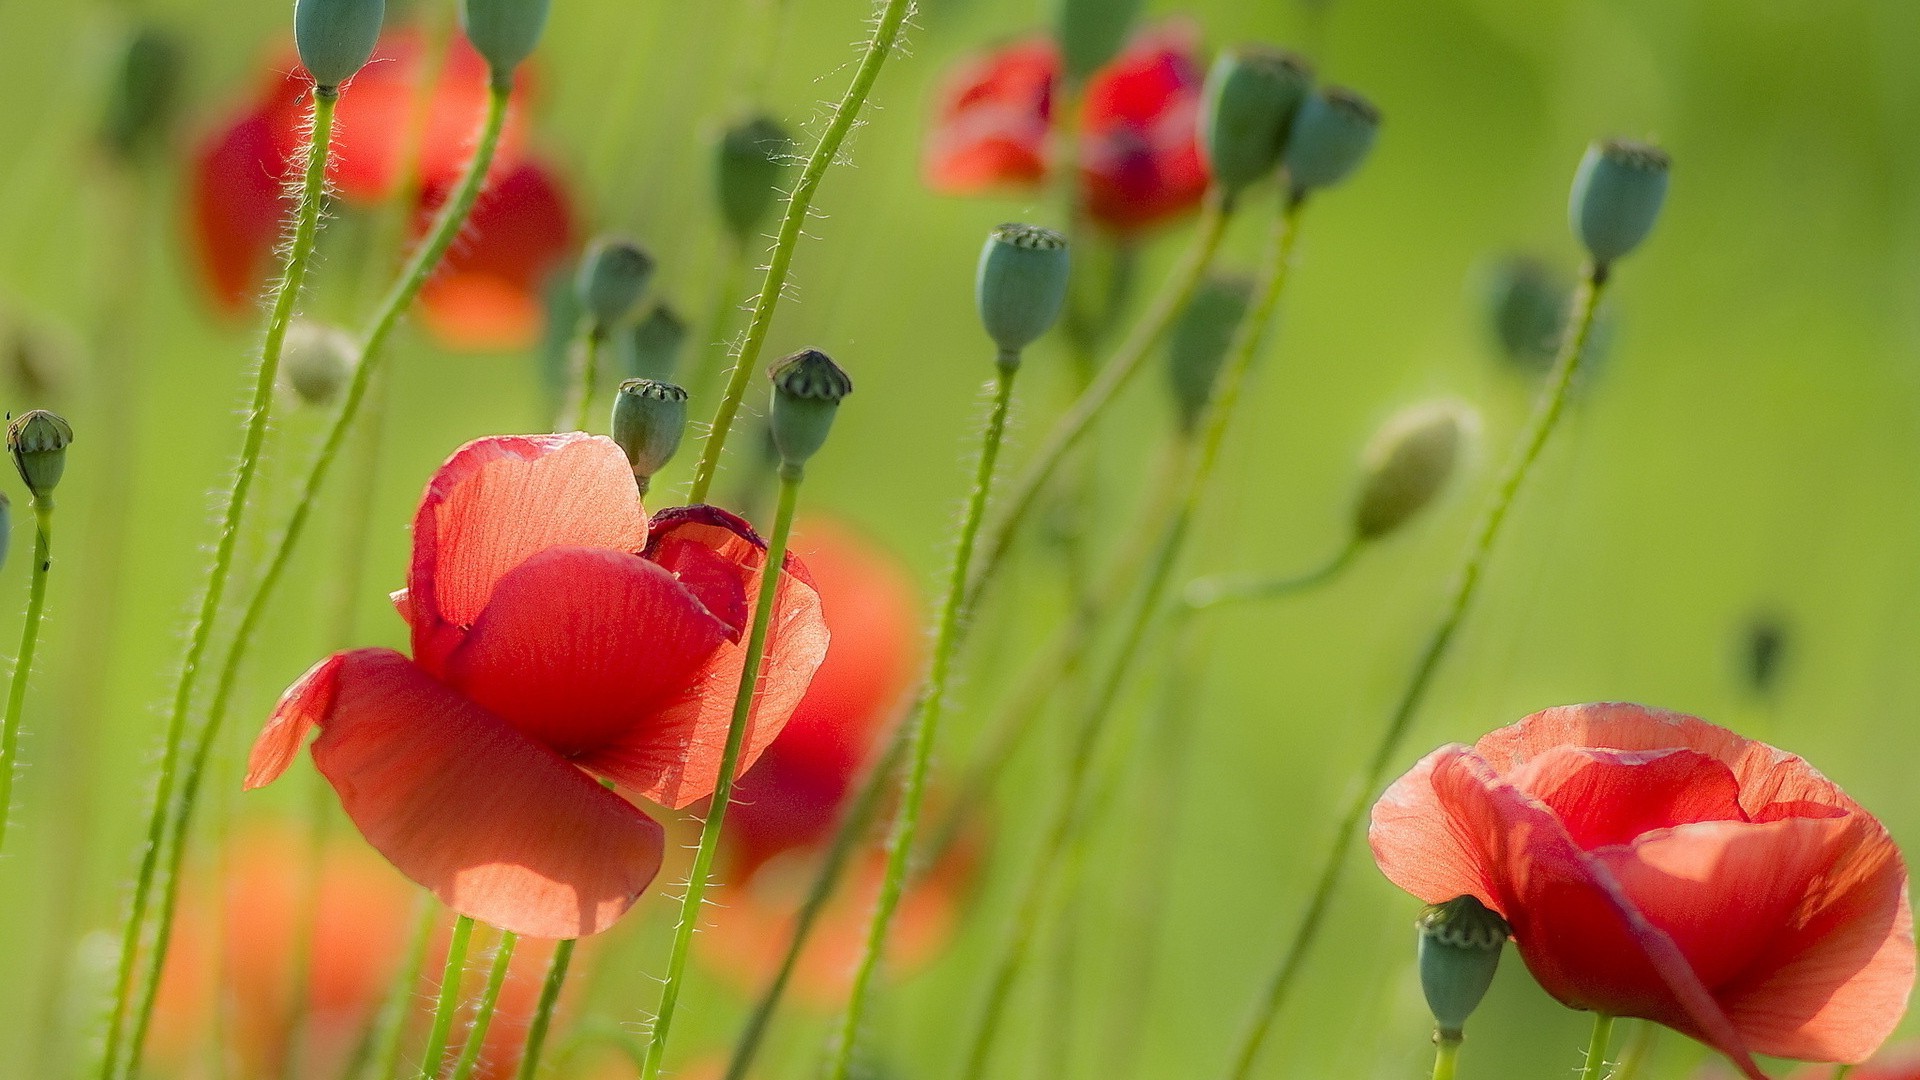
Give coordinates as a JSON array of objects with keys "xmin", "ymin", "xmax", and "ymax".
[
  {"xmin": 1165, "ymin": 275, "xmax": 1252, "ymax": 433},
  {"xmin": 1480, "ymin": 255, "xmax": 1569, "ymax": 373},
  {"xmin": 102, "ymin": 26, "xmax": 186, "ymax": 161},
  {"xmin": 623, "ymin": 305, "xmax": 688, "ymax": 382},
  {"xmin": 293, "ymin": 0, "xmax": 386, "ymax": 90},
  {"xmin": 460, "ymin": 0, "xmax": 551, "ymax": 85},
  {"xmin": 768, "ymin": 349, "xmax": 852, "ymax": 470},
  {"xmin": 1569, "ymin": 138, "xmax": 1670, "ymax": 266},
  {"xmin": 976, "ymin": 223, "xmax": 1071, "ymax": 360},
  {"xmin": 1054, "ymin": 0, "xmax": 1145, "ymax": 81},
  {"xmin": 1353, "ymin": 400, "xmax": 1474, "ymax": 541},
  {"xmin": 8, "ymin": 410, "xmax": 73, "ymax": 505},
  {"xmin": 611, "ymin": 379, "xmax": 688, "ymax": 491},
  {"xmin": 575, "ymin": 238, "xmax": 656, "ymax": 336},
  {"xmin": 1200, "ymin": 47, "xmax": 1314, "ymax": 198},
  {"xmin": 1282, "ymin": 86, "xmax": 1380, "ymax": 197},
  {"xmin": 715, "ymin": 116, "xmax": 794, "ymax": 243},
  {"xmin": 280, "ymin": 319, "xmax": 357, "ymax": 407},
  {"xmin": 1416, "ymin": 895, "xmax": 1509, "ymax": 1040}
]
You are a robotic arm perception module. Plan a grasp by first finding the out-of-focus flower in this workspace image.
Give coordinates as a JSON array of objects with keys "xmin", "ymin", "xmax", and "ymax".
[
  {"xmin": 1787, "ymin": 1047, "xmax": 1920, "ymax": 1078},
  {"xmin": 246, "ymin": 433, "xmax": 829, "ymax": 938},
  {"xmin": 925, "ymin": 24, "xmax": 1208, "ymax": 236},
  {"xmin": 1371, "ymin": 703, "xmax": 1914, "ymax": 1078}
]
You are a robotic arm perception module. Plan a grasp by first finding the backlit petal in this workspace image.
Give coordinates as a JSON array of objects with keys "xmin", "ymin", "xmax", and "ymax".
[
  {"xmin": 1506, "ymin": 746, "xmax": 1749, "ymax": 849},
  {"xmin": 924, "ymin": 37, "xmax": 1058, "ymax": 193},
  {"xmin": 190, "ymin": 105, "xmax": 289, "ymax": 312}
]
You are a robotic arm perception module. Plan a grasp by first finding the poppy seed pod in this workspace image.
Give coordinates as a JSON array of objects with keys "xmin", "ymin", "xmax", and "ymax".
[
  {"xmin": 1282, "ymin": 86, "xmax": 1380, "ymax": 196},
  {"xmin": 8, "ymin": 410, "xmax": 73, "ymax": 505},
  {"xmin": 102, "ymin": 25, "xmax": 186, "ymax": 162},
  {"xmin": 281, "ymin": 319, "xmax": 358, "ymax": 407},
  {"xmin": 1481, "ymin": 255, "xmax": 1570, "ymax": 373},
  {"xmin": 460, "ymin": 0, "xmax": 551, "ymax": 85},
  {"xmin": 768, "ymin": 349, "xmax": 852, "ymax": 469},
  {"xmin": 575, "ymin": 238, "xmax": 656, "ymax": 336},
  {"xmin": 715, "ymin": 116, "xmax": 795, "ymax": 243},
  {"xmin": 1054, "ymin": 0, "xmax": 1146, "ymax": 81},
  {"xmin": 1165, "ymin": 275, "xmax": 1253, "ymax": 433},
  {"xmin": 611, "ymin": 379, "xmax": 688, "ymax": 491},
  {"xmin": 623, "ymin": 305, "xmax": 689, "ymax": 382},
  {"xmin": 293, "ymin": 0, "xmax": 386, "ymax": 90},
  {"xmin": 1569, "ymin": 138, "xmax": 1670, "ymax": 266},
  {"xmin": 1200, "ymin": 47, "xmax": 1314, "ymax": 198},
  {"xmin": 976, "ymin": 223, "xmax": 1071, "ymax": 359},
  {"xmin": 1416, "ymin": 895, "xmax": 1509, "ymax": 1039},
  {"xmin": 1352, "ymin": 400, "xmax": 1473, "ymax": 541}
]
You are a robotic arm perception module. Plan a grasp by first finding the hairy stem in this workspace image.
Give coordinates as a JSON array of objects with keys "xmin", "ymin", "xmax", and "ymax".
[
  {"xmin": 0, "ymin": 500, "xmax": 56, "ymax": 853},
  {"xmin": 514, "ymin": 938, "xmax": 576, "ymax": 1080},
  {"xmin": 420, "ymin": 915, "xmax": 477, "ymax": 1079},
  {"xmin": 449, "ymin": 933, "xmax": 520, "ymax": 1080}
]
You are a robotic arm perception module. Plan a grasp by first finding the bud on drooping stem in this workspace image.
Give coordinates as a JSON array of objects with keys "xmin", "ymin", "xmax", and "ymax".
[
  {"xmin": 575, "ymin": 238, "xmax": 656, "ymax": 338},
  {"xmin": 1165, "ymin": 275, "xmax": 1253, "ymax": 434},
  {"xmin": 461, "ymin": 0, "xmax": 552, "ymax": 87},
  {"xmin": 767, "ymin": 349, "xmax": 852, "ymax": 473},
  {"xmin": 1569, "ymin": 138, "xmax": 1670, "ymax": 269},
  {"xmin": 1054, "ymin": 0, "xmax": 1145, "ymax": 82},
  {"xmin": 293, "ymin": 0, "xmax": 386, "ymax": 91},
  {"xmin": 280, "ymin": 319, "xmax": 357, "ymax": 407},
  {"xmin": 623, "ymin": 305, "xmax": 689, "ymax": 382},
  {"xmin": 102, "ymin": 25, "xmax": 186, "ymax": 162},
  {"xmin": 611, "ymin": 379, "xmax": 688, "ymax": 494},
  {"xmin": 1480, "ymin": 255, "xmax": 1571, "ymax": 374},
  {"xmin": 976, "ymin": 223, "xmax": 1071, "ymax": 364},
  {"xmin": 1352, "ymin": 400, "xmax": 1475, "ymax": 542},
  {"xmin": 1200, "ymin": 47, "xmax": 1314, "ymax": 201},
  {"xmin": 8, "ymin": 410, "xmax": 73, "ymax": 507},
  {"xmin": 1282, "ymin": 86, "xmax": 1381, "ymax": 199},
  {"xmin": 715, "ymin": 116, "xmax": 795, "ymax": 245},
  {"xmin": 1416, "ymin": 895, "xmax": 1509, "ymax": 1041}
]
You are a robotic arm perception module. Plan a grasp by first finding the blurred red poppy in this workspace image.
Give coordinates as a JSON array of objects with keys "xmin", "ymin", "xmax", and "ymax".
[
  {"xmin": 924, "ymin": 24, "xmax": 1208, "ymax": 236},
  {"xmin": 190, "ymin": 31, "xmax": 572, "ymax": 349},
  {"xmin": 1372, "ymin": 703, "xmax": 1914, "ymax": 1077},
  {"xmin": 246, "ymin": 433, "xmax": 829, "ymax": 938}
]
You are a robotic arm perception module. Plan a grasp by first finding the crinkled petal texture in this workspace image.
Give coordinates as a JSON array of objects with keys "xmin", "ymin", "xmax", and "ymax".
[
  {"xmin": 924, "ymin": 37, "xmax": 1059, "ymax": 193},
  {"xmin": 1076, "ymin": 23, "xmax": 1209, "ymax": 235},
  {"xmin": 1371, "ymin": 703, "xmax": 1914, "ymax": 1075}
]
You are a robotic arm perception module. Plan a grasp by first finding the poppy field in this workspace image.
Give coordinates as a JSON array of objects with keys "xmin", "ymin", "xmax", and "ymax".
[{"xmin": 0, "ymin": 0, "xmax": 1917, "ymax": 1078}]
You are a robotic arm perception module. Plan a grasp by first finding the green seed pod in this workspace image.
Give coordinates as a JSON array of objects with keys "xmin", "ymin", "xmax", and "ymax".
[
  {"xmin": 8, "ymin": 410, "xmax": 73, "ymax": 505},
  {"xmin": 767, "ymin": 349, "xmax": 852, "ymax": 469},
  {"xmin": 1352, "ymin": 400, "xmax": 1474, "ymax": 541},
  {"xmin": 280, "ymin": 319, "xmax": 357, "ymax": 407},
  {"xmin": 976, "ymin": 223, "xmax": 1071, "ymax": 359},
  {"xmin": 460, "ymin": 0, "xmax": 551, "ymax": 85},
  {"xmin": 575, "ymin": 238, "xmax": 656, "ymax": 335},
  {"xmin": 1283, "ymin": 86, "xmax": 1380, "ymax": 196},
  {"xmin": 1416, "ymin": 895, "xmax": 1509, "ymax": 1040},
  {"xmin": 715, "ymin": 116, "xmax": 794, "ymax": 244},
  {"xmin": 1479, "ymin": 255, "xmax": 1570, "ymax": 374},
  {"xmin": 1165, "ymin": 275, "xmax": 1253, "ymax": 433},
  {"xmin": 611, "ymin": 379, "xmax": 688, "ymax": 491},
  {"xmin": 102, "ymin": 25, "xmax": 187, "ymax": 162},
  {"xmin": 1054, "ymin": 0, "xmax": 1145, "ymax": 82},
  {"xmin": 1569, "ymin": 138, "xmax": 1670, "ymax": 266},
  {"xmin": 293, "ymin": 0, "xmax": 386, "ymax": 90},
  {"xmin": 623, "ymin": 304, "xmax": 689, "ymax": 382},
  {"xmin": 1200, "ymin": 47, "xmax": 1314, "ymax": 199}
]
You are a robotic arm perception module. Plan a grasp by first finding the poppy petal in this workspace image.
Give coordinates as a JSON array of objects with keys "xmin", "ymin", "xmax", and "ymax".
[
  {"xmin": 1076, "ymin": 22, "xmax": 1208, "ymax": 234},
  {"xmin": 924, "ymin": 37, "xmax": 1059, "ymax": 193},
  {"xmin": 1368, "ymin": 744, "xmax": 1496, "ymax": 907},
  {"xmin": 191, "ymin": 105, "xmax": 290, "ymax": 312},
  {"xmin": 246, "ymin": 651, "xmax": 351, "ymax": 789},
  {"xmin": 417, "ymin": 161, "xmax": 576, "ymax": 352},
  {"xmin": 1505, "ymin": 746, "xmax": 1749, "ymax": 849}
]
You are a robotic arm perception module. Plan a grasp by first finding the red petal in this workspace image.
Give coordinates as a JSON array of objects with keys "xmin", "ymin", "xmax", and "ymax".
[
  {"xmin": 924, "ymin": 38, "xmax": 1058, "ymax": 193},
  {"xmin": 1077, "ymin": 22, "xmax": 1208, "ymax": 234},
  {"xmin": 247, "ymin": 651, "xmax": 350, "ymax": 789},
  {"xmin": 444, "ymin": 546, "xmax": 733, "ymax": 757},
  {"xmin": 300, "ymin": 649, "xmax": 664, "ymax": 937},
  {"xmin": 1369, "ymin": 743, "xmax": 1498, "ymax": 907},
  {"xmin": 418, "ymin": 161, "xmax": 576, "ymax": 351},
  {"xmin": 407, "ymin": 433, "xmax": 646, "ymax": 673},
  {"xmin": 191, "ymin": 105, "xmax": 291, "ymax": 312},
  {"xmin": 1505, "ymin": 746, "xmax": 1749, "ymax": 849}
]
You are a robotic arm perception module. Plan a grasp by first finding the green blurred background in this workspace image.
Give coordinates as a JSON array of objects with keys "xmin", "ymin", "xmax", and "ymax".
[{"xmin": 2, "ymin": 0, "xmax": 1919, "ymax": 1077}]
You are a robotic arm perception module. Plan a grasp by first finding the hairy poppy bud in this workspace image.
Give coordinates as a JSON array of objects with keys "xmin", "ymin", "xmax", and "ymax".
[
  {"xmin": 1282, "ymin": 86, "xmax": 1380, "ymax": 196},
  {"xmin": 1417, "ymin": 895, "xmax": 1509, "ymax": 1040},
  {"xmin": 461, "ymin": 0, "xmax": 551, "ymax": 85},
  {"xmin": 1569, "ymin": 138, "xmax": 1669, "ymax": 266},
  {"xmin": 715, "ymin": 116, "xmax": 794, "ymax": 243},
  {"xmin": 768, "ymin": 349, "xmax": 852, "ymax": 470},
  {"xmin": 575, "ymin": 238, "xmax": 656, "ymax": 336},
  {"xmin": 1055, "ymin": 0, "xmax": 1145, "ymax": 81},
  {"xmin": 1480, "ymin": 255, "xmax": 1569, "ymax": 373},
  {"xmin": 623, "ymin": 305, "xmax": 688, "ymax": 382},
  {"xmin": 611, "ymin": 379, "xmax": 688, "ymax": 492},
  {"xmin": 8, "ymin": 410, "xmax": 73, "ymax": 505},
  {"xmin": 1353, "ymin": 400, "xmax": 1473, "ymax": 541},
  {"xmin": 102, "ymin": 25, "xmax": 186, "ymax": 161},
  {"xmin": 977, "ymin": 223, "xmax": 1071, "ymax": 360},
  {"xmin": 1165, "ymin": 275, "xmax": 1252, "ymax": 433},
  {"xmin": 294, "ymin": 0, "xmax": 386, "ymax": 90},
  {"xmin": 281, "ymin": 319, "xmax": 357, "ymax": 407},
  {"xmin": 1200, "ymin": 47, "xmax": 1314, "ymax": 198}
]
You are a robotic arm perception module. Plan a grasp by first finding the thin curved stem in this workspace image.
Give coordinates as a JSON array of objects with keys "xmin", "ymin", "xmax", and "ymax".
[
  {"xmin": 1221, "ymin": 266, "xmax": 1610, "ymax": 1080},
  {"xmin": 1579, "ymin": 1014, "xmax": 1616, "ymax": 1080},
  {"xmin": 357, "ymin": 894, "xmax": 438, "ymax": 1080},
  {"xmin": 568, "ymin": 329, "xmax": 605, "ymax": 433},
  {"xmin": 449, "ymin": 932, "xmax": 520, "ymax": 1080},
  {"xmin": 640, "ymin": 465, "xmax": 806, "ymax": 1080},
  {"xmin": 421, "ymin": 915, "xmax": 477, "ymax": 1079},
  {"xmin": 687, "ymin": 0, "xmax": 915, "ymax": 502},
  {"xmin": 1182, "ymin": 536, "xmax": 1364, "ymax": 611},
  {"xmin": 827, "ymin": 359, "xmax": 1022, "ymax": 1080},
  {"xmin": 514, "ymin": 938, "xmax": 576, "ymax": 1080},
  {"xmin": 689, "ymin": 239, "xmax": 751, "ymax": 414},
  {"xmin": 0, "ymin": 500, "xmax": 55, "ymax": 853},
  {"xmin": 98, "ymin": 88, "xmax": 339, "ymax": 1080},
  {"xmin": 1431, "ymin": 1036, "xmax": 1461, "ymax": 1080}
]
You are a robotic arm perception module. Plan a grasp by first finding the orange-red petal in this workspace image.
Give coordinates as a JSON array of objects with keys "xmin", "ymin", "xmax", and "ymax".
[
  {"xmin": 190, "ymin": 104, "xmax": 289, "ymax": 312},
  {"xmin": 1505, "ymin": 746, "xmax": 1750, "ymax": 849},
  {"xmin": 923, "ymin": 37, "xmax": 1058, "ymax": 194},
  {"xmin": 1076, "ymin": 23, "xmax": 1208, "ymax": 234},
  {"xmin": 416, "ymin": 161, "xmax": 576, "ymax": 352}
]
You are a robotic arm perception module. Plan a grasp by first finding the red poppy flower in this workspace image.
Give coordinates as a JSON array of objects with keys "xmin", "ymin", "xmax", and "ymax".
[
  {"xmin": 1371, "ymin": 704, "xmax": 1914, "ymax": 1077},
  {"xmin": 246, "ymin": 433, "xmax": 829, "ymax": 938},
  {"xmin": 923, "ymin": 25, "xmax": 1208, "ymax": 236}
]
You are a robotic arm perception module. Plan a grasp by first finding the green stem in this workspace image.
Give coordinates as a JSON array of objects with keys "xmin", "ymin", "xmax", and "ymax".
[
  {"xmin": 358, "ymin": 895, "xmax": 438, "ymax": 1080},
  {"xmin": 687, "ymin": 0, "xmax": 915, "ymax": 502},
  {"xmin": 118, "ymin": 83, "xmax": 513, "ymax": 1080},
  {"xmin": 1182, "ymin": 537, "xmax": 1364, "ymax": 611},
  {"xmin": 1834, "ymin": 1066, "xmax": 1855, "ymax": 1080},
  {"xmin": 569, "ymin": 328, "xmax": 605, "ymax": 432},
  {"xmin": 688, "ymin": 239, "xmax": 750, "ymax": 413},
  {"xmin": 1221, "ymin": 266, "xmax": 1610, "ymax": 1080},
  {"xmin": 825, "ymin": 358, "xmax": 1022, "ymax": 1080},
  {"xmin": 449, "ymin": 933, "xmax": 520, "ymax": 1080},
  {"xmin": 1579, "ymin": 1014, "xmax": 1616, "ymax": 1080},
  {"xmin": 1608, "ymin": 1019, "xmax": 1657, "ymax": 1080},
  {"xmin": 98, "ymin": 88, "xmax": 339, "ymax": 1080},
  {"xmin": 1431, "ymin": 1036, "xmax": 1461, "ymax": 1080},
  {"xmin": 421, "ymin": 915, "xmax": 477, "ymax": 1080},
  {"xmin": 640, "ymin": 465, "xmax": 806, "ymax": 1080},
  {"xmin": 514, "ymin": 938, "xmax": 576, "ymax": 1080},
  {"xmin": 0, "ymin": 500, "xmax": 55, "ymax": 853},
  {"xmin": 959, "ymin": 197, "xmax": 1305, "ymax": 1080}
]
